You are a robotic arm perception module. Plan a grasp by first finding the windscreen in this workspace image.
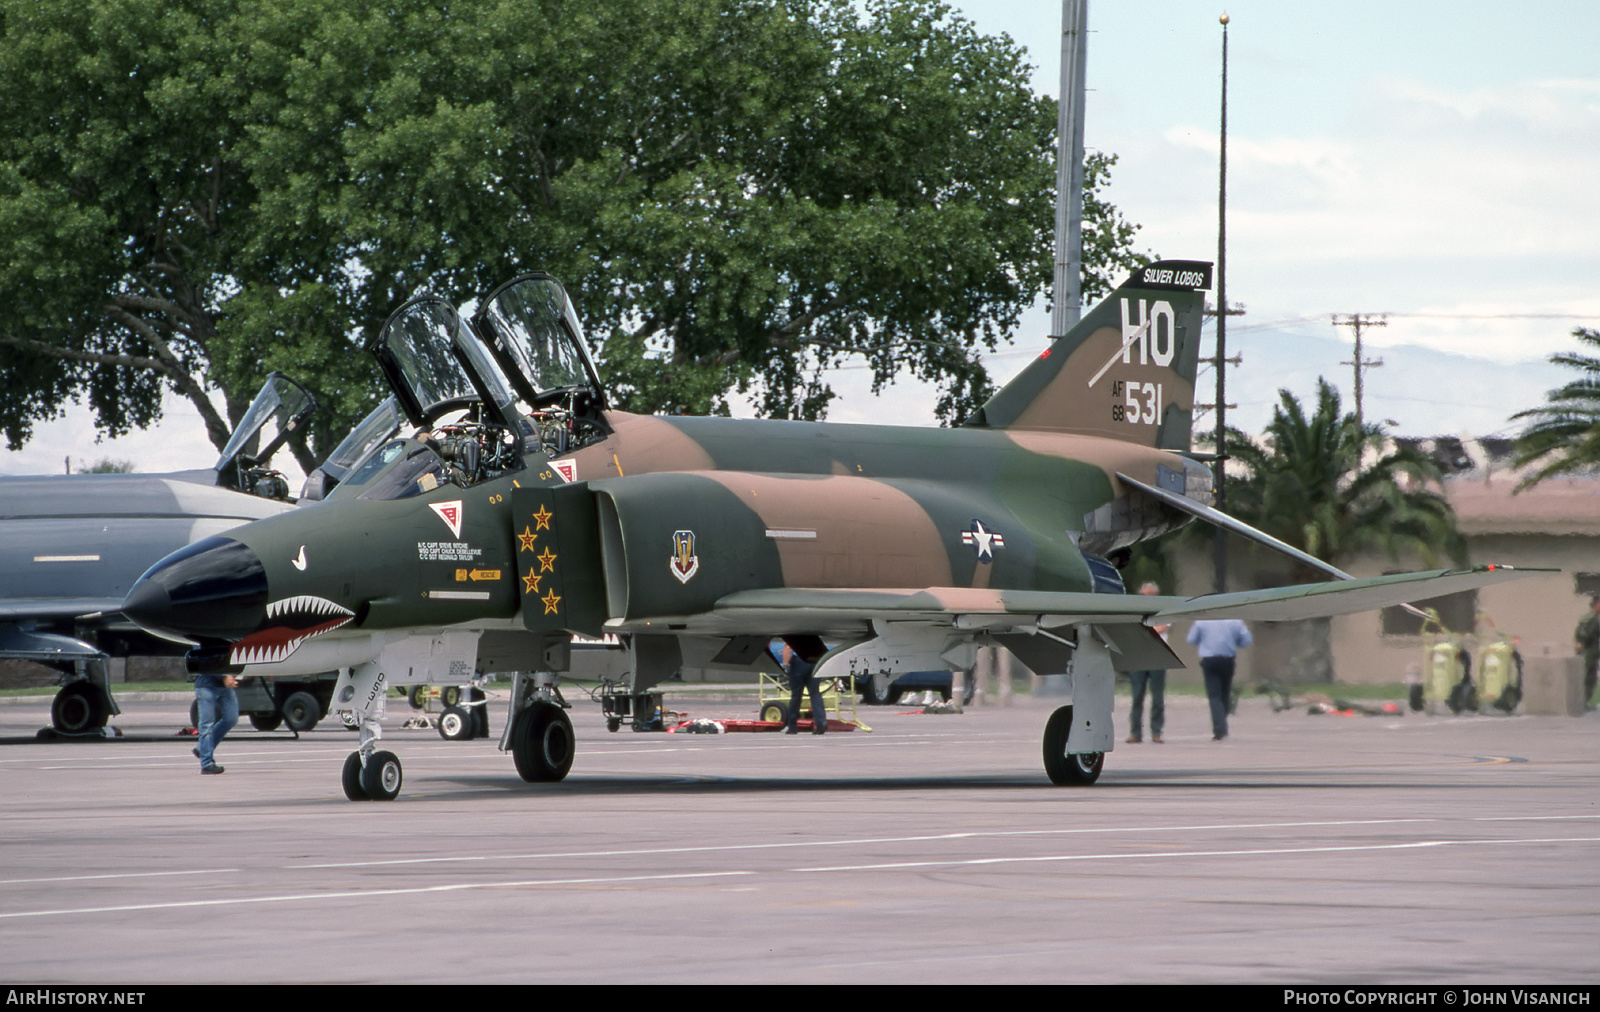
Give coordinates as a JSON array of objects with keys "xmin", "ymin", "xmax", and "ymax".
[{"xmin": 319, "ymin": 397, "xmax": 404, "ymax": 478}]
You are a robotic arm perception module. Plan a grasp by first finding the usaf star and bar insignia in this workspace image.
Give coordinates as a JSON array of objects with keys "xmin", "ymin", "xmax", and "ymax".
[{"xmin": 961, "ymin": 519, "xmax": 1006, "ymax": 562}]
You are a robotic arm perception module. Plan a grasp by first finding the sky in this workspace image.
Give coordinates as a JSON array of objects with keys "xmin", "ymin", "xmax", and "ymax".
[{"xmin": 4, "ymin": 0, "xmax": 1598, "ymax": 477}]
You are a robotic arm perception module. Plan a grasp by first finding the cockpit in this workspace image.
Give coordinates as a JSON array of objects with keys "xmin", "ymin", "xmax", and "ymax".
[{"xmin": 330, "ymin": 274, "xmax": 609, "ymax": 501}]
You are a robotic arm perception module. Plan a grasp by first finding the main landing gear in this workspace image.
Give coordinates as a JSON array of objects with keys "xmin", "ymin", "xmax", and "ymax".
[
  {"xmin": 1042, "ymin": 704, "xmax": 1105, "ymax": 786},
  {"xmin": 334, "ymin": 666, "xmax": 579, "ymax": 801},
  {"xmin": 505, "ymin": 671, "xmax": 574, "ymax": 783}
]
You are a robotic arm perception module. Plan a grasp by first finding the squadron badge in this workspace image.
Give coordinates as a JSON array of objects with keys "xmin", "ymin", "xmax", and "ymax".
[{"xmin": 669, "ymin": 530, "xmax": 700, "ymax": 584}]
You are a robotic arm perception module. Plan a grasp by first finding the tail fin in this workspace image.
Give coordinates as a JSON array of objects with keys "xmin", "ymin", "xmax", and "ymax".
[{"xmin": 967, "ymin": 260, "xmax": 1212, "ymax": 450}]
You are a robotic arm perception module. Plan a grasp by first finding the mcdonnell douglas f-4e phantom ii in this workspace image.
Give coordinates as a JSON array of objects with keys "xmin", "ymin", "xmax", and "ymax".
[{"xmin": 120, "ymin": 265, "xmax": 1540, "ymax": 799}]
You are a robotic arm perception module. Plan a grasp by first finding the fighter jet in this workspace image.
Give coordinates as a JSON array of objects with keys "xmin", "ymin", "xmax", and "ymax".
[
  {"xmin": 120, "ymin": 266, "xmax": 1541, "ymax": 799},
  {"xmin": 0, "ymin": 374, "xmax": 312, "ymax": 731},
  {"xmin": 0, "ymin": 375, "xmax": 404, "ymax": 733}
]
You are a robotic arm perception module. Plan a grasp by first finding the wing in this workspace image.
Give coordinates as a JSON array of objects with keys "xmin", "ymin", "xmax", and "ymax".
[{"xmin": 709, "ymin": 565, "xmax": 1543, "ymax": 629}]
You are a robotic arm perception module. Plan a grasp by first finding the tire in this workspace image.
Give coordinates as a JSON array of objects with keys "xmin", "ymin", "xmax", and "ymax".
[
  {"xmin": 281, "ymin": 690, "xmax": 321, "ymax": 732},
  {"xmin": 52, "ymin": 682, "xmax": 110, "ymax": 734},
  {"xmin": 249, "ymin": 713, "xmax": 283, "ymax": 732},
  {"xmin": 606, "ymin": 717, "xmax": 621, "ymax": 732},
  {"xmin": 408, "ymin": 685, "xmax": 428, "ymax": 710},
  {"xmin": 885, "ymin": 687, "xmax": 904, "ymax": 705},
  {"xmin": 359, "ymin": 750, "xmax": 402, "ymax": 800},
  {"xmin": 341, "ymin": 751, "xmax": 369, "ymax": 801},
  {"xmin": 1042, "ymin": 705, "xmax": 1104, "ymax": 786},
  {"xmin": 512, "ymin": 704, "xmax": 574, "ymax": 783},
  {"xmin": 437, "ymin": 705, "xmax": 471, "ymax": 741},
  {"xmin": 441, "ymin": 685, "xmax": 462, "ymax": 708},
  {"xmin": 858, "ymin": 672, "xmax": 892, "ymax": 705},
  {"xmin": 760, "ymin": 701, "xmax": 788, "ymax": 724}
]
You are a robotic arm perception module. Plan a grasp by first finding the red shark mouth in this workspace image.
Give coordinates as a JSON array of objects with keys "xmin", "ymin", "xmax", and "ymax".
[{"xmin": 229, "ymin": 595, "xmax": 355, "ymax": 666}]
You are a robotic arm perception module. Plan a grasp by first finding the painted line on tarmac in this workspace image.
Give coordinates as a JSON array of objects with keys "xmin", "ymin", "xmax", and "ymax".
[
  {"xmin": 0, "ymin": 868, "xmax": 239, "ymax": 886},
  {"xmin": 4, "ymin": 835, "xmax": 1596, "ymax": 921},
  {"xmin": 289, "ymin": 813, "xmax": 1600, "ymax": 870},
  {"xmin": 793, "ymin": 835, "xmax": 1600, "ymax": 874}
]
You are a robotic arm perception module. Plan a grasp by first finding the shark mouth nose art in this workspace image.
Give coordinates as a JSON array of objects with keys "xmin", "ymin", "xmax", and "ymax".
[{"xmin": 228, "ymin": 595, "xmax": 355, "ymax": 665}]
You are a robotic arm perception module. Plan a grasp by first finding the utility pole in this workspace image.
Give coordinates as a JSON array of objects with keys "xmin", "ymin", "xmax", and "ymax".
[
  {"xmin": 1213, "ymin": 12, "xmax": 1230, "ymax": 594},
  {"xmin": 1194, "ymin": 300, "xmax": 1246, "ymax": 422},
  {"xmin": 1051, "ymin": 0, "xmax": 1089, "ymax": 335},
  {"xmin": 1333, "ymin": 313, "xmax": 1387, "ymax": 438}
]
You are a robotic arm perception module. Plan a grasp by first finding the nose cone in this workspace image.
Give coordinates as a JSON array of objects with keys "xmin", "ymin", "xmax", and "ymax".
[{"xmin": 123, "ymin": 536, "xmax": 268, "ymax": 641}]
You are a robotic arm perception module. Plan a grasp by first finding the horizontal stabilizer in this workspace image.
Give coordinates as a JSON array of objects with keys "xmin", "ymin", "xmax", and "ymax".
[
  {"xmin": 1149, "ymin": 566, "xmax": 1551, "ymax": 623},
  {"xmin": 1115, "ymin": 471, "xmax": 1353, "ymax": 582}
]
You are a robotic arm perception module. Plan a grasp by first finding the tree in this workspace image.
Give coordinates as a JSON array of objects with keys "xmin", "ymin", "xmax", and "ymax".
[
  {"xmin": 0, "ymin": 0, "xmax": 1148, "ymax": 467},
  {"xmin": 1214, "ymin": 379, "xmax": 1464, "ymax": 681},
  {"xmin": 1511, "ymin": 327, "xmax": 1600, "ymax": 488}
]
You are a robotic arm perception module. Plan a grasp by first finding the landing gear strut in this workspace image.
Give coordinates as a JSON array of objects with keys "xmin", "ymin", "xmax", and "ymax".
[{"xmin": 335, "ymin": 662, "xmax": 404, "ymax": 801}]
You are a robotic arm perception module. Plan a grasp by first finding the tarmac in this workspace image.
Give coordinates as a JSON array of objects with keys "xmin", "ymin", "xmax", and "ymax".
[{"xmin": 0, "ymin": 687, "xmax": 1596, "ymax": 984}]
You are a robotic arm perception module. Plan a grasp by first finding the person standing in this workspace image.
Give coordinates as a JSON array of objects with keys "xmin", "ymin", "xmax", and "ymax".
[
  {"xmin": 1126, "ymin": 582, "xmax": 1169, "ymax": 743},
  {"xmin": 1186, "ymin": 619, "xmax": 1252, "ymax": 741},
  {"xmin": 1574, "ymin": 595, "xmax": 1600, "ymax": 709},
  {"xmin": 193, "ymin": 673, "xmax": 239, "ymax": 774},
  {"xmin": 780, "ymin": 637, "xmax": 828, "ymax": 735}
]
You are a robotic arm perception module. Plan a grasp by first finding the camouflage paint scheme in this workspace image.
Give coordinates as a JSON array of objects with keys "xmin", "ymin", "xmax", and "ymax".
[{"xmin": 121, "ymin": 265, "xmax": 1542, "ymax": 798}]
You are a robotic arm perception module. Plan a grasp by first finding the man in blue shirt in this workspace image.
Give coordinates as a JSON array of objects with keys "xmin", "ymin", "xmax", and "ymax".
[{"xmin": 1186, "ymin": 619, "xmax": 1252, "ymax": 741}]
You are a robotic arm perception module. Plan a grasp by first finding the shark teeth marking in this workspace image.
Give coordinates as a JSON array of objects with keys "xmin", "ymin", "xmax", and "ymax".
[
  {"xmin": 231, "ymin": 595, "xmax": 356, "ymax": 666},
  {"xmin": 265, "ymin": 595, "xmax": 354, "ymax": 621}
]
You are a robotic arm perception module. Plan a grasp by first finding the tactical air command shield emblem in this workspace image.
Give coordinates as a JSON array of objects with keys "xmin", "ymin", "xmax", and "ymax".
[{"xmin": 669, "ymin": 530, "xmax": 700, "ymax": 584}]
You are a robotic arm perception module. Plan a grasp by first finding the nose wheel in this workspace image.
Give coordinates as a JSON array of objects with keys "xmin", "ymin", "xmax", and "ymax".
[{"xmin": 342, "ymin": 749, "xmax": 403, "ymax": 801}]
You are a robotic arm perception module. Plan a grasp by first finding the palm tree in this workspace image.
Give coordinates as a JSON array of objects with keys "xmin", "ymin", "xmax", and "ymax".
[
  {"xmin": 1216, "ymin": 378, "xmax": 1465, "ymax": 681},
  {"xmin": 1512, "ymin": 328, "xmax": 1600, "ymax": 489}
]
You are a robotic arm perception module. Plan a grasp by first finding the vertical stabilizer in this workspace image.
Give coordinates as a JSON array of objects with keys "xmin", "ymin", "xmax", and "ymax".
[{"xmin": 967, "ymin": 261, "xmax": 1212, "ymax": 450}]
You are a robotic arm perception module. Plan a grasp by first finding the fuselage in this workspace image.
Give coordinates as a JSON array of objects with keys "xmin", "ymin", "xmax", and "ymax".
[{"xmin": 121, "ymin": 408, "xmax": 1202, "ymax": 676}]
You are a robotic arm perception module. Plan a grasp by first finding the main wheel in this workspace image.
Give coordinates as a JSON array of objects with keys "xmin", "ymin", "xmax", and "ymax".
[
  {"xmin": 281, "ymin": 690, "xmax": 321, "ymax": 732},
  {"xmin": 249, "ymin": 713, "xmax": 284, "ymax": 732},
  {"xmin": 759, "ymin": 701, "xmax": 788, "ymax": 724},
  {"xmin": 341, "ymin": 751, "xmax": 369, "ymax": 801},
  {"xmin": 858, "ymin": 672, "xmax": 893, "ymax": 705},
  {"xmin": 1042, "ymin": 705, "xmax": 1104, "ymax": 785},
  {"xmin": 512, "ymin": 704, "xmax": 574, "ymax": 782},
  {"xmin": 359, "ymin": 750, "xmax": 402, "ymax": 800},
  {"xmin": 52, "ymin": 682, "xmax": 110, "ymax": 734},
  {"xmin": 437, "ymin": 705, "xmax": 471, "ymax": 741}
]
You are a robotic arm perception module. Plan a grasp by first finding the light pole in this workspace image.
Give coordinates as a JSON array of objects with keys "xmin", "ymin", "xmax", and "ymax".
[{"xmin": 1212, "ymin": 12, "xmax": 1230, "ymax": 594}]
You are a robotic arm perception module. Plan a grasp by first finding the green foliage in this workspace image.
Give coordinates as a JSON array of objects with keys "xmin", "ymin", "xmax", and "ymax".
[
  {"xmin": 0, "ymin": 0, "xmax": 1147, "ymax": 465},
  {"xmin": 79, "ymin": 457, "xmax": 136, "ymax": 474},
  {"xmin": 1511, "ymin": 328, "xmax": 1600, "ymax": 489},
  {"xmin": 1216, "ymin": 378, "xmax": 1465, "ymax": 575}
]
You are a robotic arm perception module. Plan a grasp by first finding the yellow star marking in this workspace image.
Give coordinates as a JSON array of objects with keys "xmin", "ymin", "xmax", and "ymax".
[
  {"xmin": 522, "ymin": 570, "xmax": 542, "ymax": 595},
  {"xmin": 533, "ymin": 505, "xmax": 554, "ymax": 531},
  {"xmin": 541, "ymin": 589, "xmax": 562, "ymax": 615},
  {"xmin": 517, "ymin": 525, "xmax": 537, "ymax": 552},
  {"xmin": 537, "ymin": 547, "xmax": 557, "ymax": 572}
]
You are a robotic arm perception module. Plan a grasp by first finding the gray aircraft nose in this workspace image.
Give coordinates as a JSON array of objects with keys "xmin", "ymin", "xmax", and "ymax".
[{"xmin": 122, "ymin": 536, "xmax": 269, "ymax": 641}]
